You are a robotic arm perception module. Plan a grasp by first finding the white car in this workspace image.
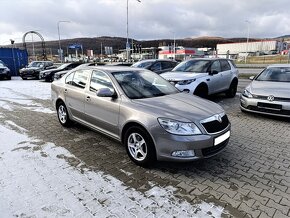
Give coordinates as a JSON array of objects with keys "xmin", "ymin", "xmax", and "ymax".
[{"xmin": 160, "ymin": 58, "xmax": 239, "ymax": 98}]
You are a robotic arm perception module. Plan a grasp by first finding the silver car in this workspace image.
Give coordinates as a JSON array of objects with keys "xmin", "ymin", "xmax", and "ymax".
[
  {"xmin": 240, "ymin": 64, "xmax": 290, "ymax": 117},
  {"xmin": 161, "ymin": 58, "xmax": 239, "ymax": 98},
  {"xmin": 51, "ymin": 66, "xmax": 231, "ymax": 167}
]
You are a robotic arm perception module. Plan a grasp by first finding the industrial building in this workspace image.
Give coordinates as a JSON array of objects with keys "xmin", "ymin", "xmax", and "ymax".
[{"xmin": 216, "ymin": 40, "xmax": 288, "ymax": 57}]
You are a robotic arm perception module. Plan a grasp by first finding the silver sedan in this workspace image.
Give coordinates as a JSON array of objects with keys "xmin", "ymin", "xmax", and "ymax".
[
  {"xmin": 51, "ymin": 66, "xmax": 231, "ymax": 167},
  {"xmin": 240, "ymin": 64, "xmax": 290, "ymax": 117}
]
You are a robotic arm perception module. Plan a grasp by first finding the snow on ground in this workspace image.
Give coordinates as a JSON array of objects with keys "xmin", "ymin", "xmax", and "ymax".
[
  {"xmin": 0, "ymin": 122, "xmax": 226, "ymax": 217},
  {"xmin": 0, "ymin": 77, "xmax": 52, "ymax": 100},
  {"xmin": 0, "ymin": 78, "xmax": 227, "ymax": 217},
  {"xmin": 0, "ymin": 77, "xmax": 54, "ymax": 113}
]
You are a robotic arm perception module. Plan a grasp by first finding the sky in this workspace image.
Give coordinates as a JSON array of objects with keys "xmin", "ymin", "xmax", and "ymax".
[{"xmin": 0, "ymin": 0, "xmax": 290, "ymax": 45}]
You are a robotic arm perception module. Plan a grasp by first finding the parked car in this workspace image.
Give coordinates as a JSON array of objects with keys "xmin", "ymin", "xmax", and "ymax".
[
  {"xmin": 0, "ymin": 62, "xmax": 11, "ymax": 80},
  {"xmin": 240, "ymin": 64, "xmax": 290, "ymax": 117},
  {"xmin": 51, "ymin": 66, "xmax": 231, "ymax": 167},
  {"xmin": 131, "ymin": 59, "xmax": 178, "ymax": 74},
  {"xmin": 40, "ymin": 62, "xmax": 82, "ymax": 82},
  {"xmin": 19, "ymin": 61, "xmax": 55, "ymax": 80},
  {"xmin": 160, "ymin": 58, "xmax": 239, "ymax": 98},
  {"xmin": 54, "ymin": 63, "xmax": 97, "ymax": 80}
]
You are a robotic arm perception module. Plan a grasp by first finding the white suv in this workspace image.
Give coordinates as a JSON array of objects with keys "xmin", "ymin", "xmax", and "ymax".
[{"xmin": 160, "ymin": 58, "xmax": 239, "ymax": 98}]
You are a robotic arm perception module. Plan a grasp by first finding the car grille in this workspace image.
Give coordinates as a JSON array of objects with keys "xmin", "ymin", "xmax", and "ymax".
[
  {"xmin": 253, "ymin": 95, "xmax": 290, "ymax": 102},
  {"xmin": 202, "ymin": 139, "xmax": 229, "ymax": 157},
  {"xmin": 201, "ymin": 115, "xmax": 229, "ymax": 134},
  {"xmin": 247, "ymin": 105, "xmax": 290, "ymax": 116},
  {"xmin": 22, "ymin": 70, "xmax": 34, "ymax": 74}
]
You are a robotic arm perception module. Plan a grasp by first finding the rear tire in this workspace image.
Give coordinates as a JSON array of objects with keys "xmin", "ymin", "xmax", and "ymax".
[
  {"xmin": 226, "ymin": 80, "xmax": 238, "ymax": 98},
  {"xmin": 124, "ymin": 126, "xmax": 156, "ymax": 167},
  {"xmin": 56, "ymin": 102, "xmax": 72, "ymax": 127}
]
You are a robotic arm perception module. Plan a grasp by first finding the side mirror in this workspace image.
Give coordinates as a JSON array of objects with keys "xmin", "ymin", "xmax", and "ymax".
[
  {"xmin": 249, "ymin": 76, "xmax": 255, "ymax": 80},
  {"xmin": 209, "ymin": 70, "xmax": 219, "ymax": 75},
  {"xmin": 96, "ymin": 88, "xmax": 116, "ymax": 98}
]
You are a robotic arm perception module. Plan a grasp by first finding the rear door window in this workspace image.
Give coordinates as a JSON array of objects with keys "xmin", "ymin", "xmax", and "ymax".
[
  {"xmin": 220, "ymin": 60, "xmax": 231, "ymax": 71},
  {"xmin": 210, "ymin": 61, "xmax": 222, "ymax": 73}
]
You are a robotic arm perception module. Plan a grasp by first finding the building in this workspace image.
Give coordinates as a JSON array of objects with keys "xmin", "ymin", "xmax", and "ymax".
[
  {"xmin": 216, "ymin": 40, "xmax": 288, "ymax": 57},
  {"xmin": 158, "ymin": 46, "xmax": 204, "ymax": 61}
]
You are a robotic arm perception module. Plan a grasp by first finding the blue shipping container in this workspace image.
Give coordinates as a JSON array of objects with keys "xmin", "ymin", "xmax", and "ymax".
[{"xmin": 0, "ymin": 48, "xmax": 28, "ymax": 76}]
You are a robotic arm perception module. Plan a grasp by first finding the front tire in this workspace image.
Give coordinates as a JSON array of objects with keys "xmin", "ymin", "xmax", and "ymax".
[
  {"xmin": 194, "ymin": 84, "xmax": 208, "ymax": 98},
  {"xmin": 56, "ymin": 102, "xmax": 72, "ymax": 127},
  {"xmin": 124, "ymin": 126, "xmax": 156, "ymax": 167}
]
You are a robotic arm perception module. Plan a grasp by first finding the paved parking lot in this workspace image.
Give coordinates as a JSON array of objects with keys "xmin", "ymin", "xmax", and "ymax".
[{"xmin": 0, "ymin": 77, "xmax": 289, "ymax": 217}]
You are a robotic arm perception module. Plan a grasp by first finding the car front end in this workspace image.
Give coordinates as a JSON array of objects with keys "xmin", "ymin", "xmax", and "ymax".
[
  {"xmin": 150, "ymin": 113, "xmax": 230, "ymax": 161},
  {"xmin": 122, "ymin": 92, "xmax": 231, "ymax": 162},
  {"xmin": 0, "ymin": 67, "xmax": 11, "ymax": 79},
  {"xmin": 39, "ymin": 69, "xmax": 58, "ymax": 81},
  {"xmin": 19, "ymin": 67, "xmax": 41, "ymax": 79},
  {"xmin": 240, "ymin": 85, "xmax": 290, "ymax": 118},
  {"xmin": 161, "ymin": 71, "xmax": 206, "ymax": 94}
]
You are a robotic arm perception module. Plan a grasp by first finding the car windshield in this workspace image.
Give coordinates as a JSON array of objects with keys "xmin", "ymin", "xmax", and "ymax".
[
  {"xmin": 112, "ymin": 70, "xmax": 179, "ymax": 99},
  {"xmin": 255, "ymin": 67, "xmax": 290, "ymax": 82},
  {"xmin": 0, "ymin": 63, "xmax": 5, "ymax": 67},
  {"xmin": 172, "ymin": 60, "xmax": 211, "ymax": 73},
  {"xmin": 28, "ymin": 62, "xmax": 44, "ymax": 68},
  {"xmin": 132, "ymin": 61, "xmax": 154, "ymax": 69}
]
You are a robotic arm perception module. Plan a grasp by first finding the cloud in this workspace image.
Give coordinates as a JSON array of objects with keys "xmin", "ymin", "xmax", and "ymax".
[{"xmin": 0, "ymin": 0, "xmax": 290, "ymax": 44}]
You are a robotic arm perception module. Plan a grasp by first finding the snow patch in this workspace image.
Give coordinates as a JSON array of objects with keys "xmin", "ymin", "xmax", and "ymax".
[{"xmin": 0, "ymin": 124, "xmax": 227, "ymax": 217}]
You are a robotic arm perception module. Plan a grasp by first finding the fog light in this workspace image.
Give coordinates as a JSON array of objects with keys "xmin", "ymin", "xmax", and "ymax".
[
  {"xmin": 172, "ymin": 150, "xmax": 195, "ymax": 157},
  {"xmin": 240, "ymin": 99, "xmax": 246, "ymax": 106}
]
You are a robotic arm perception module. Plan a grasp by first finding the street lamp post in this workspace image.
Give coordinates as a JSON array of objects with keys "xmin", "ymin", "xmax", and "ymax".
[
  {"xmin": 126, "ymin": 0, "xmax": 141, "ymax": 62},
  {"xmin": 57, "ymin": 20, "xmax": 70, "ymax": 63},
  {"xmin": 245, "ymin": 20, "xmax": 250, "ymax": 64},
  {"xmin": 10, "ymin": 39, "xmax": 17, "ymax": 75}
]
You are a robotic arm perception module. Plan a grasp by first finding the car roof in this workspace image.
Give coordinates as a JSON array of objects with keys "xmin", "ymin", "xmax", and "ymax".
[
  {"xmin": 136, "ymin": 59, "xmax": 176, "ymax": 63},
  {"xmin": 80, "ymin": 66, "xmax": 145, "ymax": 74},
  {"xmin": 267, "ymin": 64, "xmax": 290, "ymax": 68}
]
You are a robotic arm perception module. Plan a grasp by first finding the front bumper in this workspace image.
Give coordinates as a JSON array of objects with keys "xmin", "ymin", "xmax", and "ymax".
[
  {"xmin": 0, "ymin": 72, "xmax": 10, "ymax": 79},
  {"xmin": 151, "ymin": 124, "xmax": 231, "ymax": 162},
  {"xmin": 39, "ymin": 73, "xmax": 51, "ymax": 80},
  {"xmin": 240, "ymin": 94, "xmax": 290, "ymax": 117},
  {"xmin": 20, "ymin": 71, "xmax": 39, "ymax": 79}
]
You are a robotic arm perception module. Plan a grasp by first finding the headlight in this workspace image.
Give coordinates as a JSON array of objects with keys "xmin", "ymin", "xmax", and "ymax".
[
  {"xmin": 177, "ymin": 79, "xmax": 196, "ymax": 85},
  {"xmin": 158, "ymin": 118, "xmax": 202, "ymax": 135},
  {"xmin": 242, "ymin": 89, "xmax": 253, "ymax": 98}
]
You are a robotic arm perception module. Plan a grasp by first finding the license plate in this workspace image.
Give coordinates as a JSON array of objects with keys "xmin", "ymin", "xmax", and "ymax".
[{"xmin": 214, "ymin": 131, "xmax": 230, "ymax": 146}]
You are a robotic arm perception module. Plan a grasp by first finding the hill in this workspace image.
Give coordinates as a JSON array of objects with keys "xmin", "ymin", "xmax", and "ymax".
[{"xmin": 6, "ymin": 35, "xmax": 282, "ymax": 58}]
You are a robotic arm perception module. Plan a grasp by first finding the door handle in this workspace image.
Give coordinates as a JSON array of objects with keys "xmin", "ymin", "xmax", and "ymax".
[
  {"xmin": 86, "ymin": 96, "xmax": 91, "ymax": 102},
  {"xmin": 64, "ymin": 89, "xmax": 68, "ymax": 94},
  {"xmin": 206, "ymin": 79, "xmax": 210, "ymax": 81}
]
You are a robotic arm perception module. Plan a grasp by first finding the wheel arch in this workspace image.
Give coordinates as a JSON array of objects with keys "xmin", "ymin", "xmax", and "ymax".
[
  {"xmin": 121, "ymin": 121, "xmax": 154, "ymax": 146},
  {"xmin": 194, "ymin": 82, "xmax": 208, "ymax": 94}
]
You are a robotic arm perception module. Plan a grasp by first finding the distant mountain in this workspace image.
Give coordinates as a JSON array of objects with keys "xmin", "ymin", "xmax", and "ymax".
[{"xmin": 6, "ymin": 35, "xmax": 288, "ymax": 58}]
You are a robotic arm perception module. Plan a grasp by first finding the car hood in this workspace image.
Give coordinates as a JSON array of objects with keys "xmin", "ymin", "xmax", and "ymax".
[
  {"xmin": 160, "ymin": 71, "xmax": 207, "ymax": 81},
  {"xmin": 0, "ymin": 66, "xmax": 8, "ymax": 70},
  {"xmin": 132, "ymin": 93, "xmax": 224, "ymax": 122},
  {"xmin": 248, "ymin": 80, "xmax": 290, "ymax": 98},
  {"xmin": 41, "ymin": 68, "xmax": 61, "ymax": 74},
  {"xmin": 21, "ymin": 67, "xmax": 41, "ymax": 71},
  {"xmin": 55, "ymin": 70, "xmax": 69, "ymax": 75}
]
